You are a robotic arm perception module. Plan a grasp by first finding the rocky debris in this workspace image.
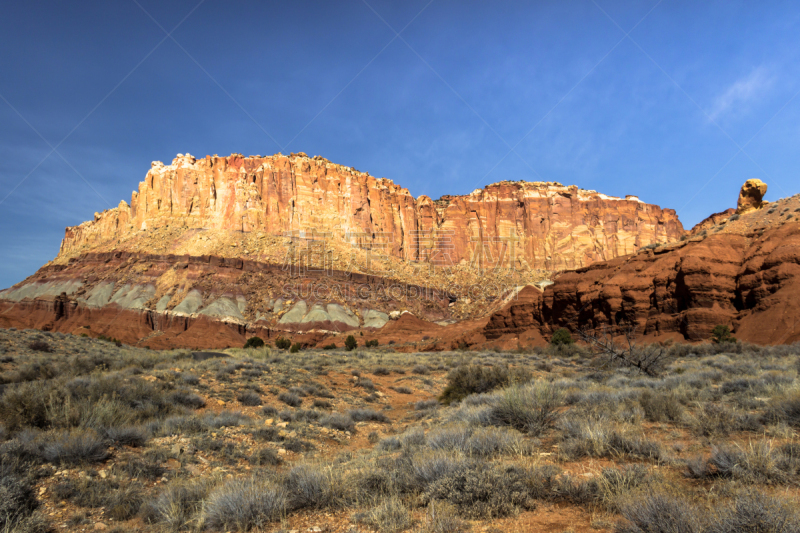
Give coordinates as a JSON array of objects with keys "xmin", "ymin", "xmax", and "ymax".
[
  {"xmin": 690, "ymin": 208, "xmax": 736, "ymax": 235},
  {"xmin": 56, "ymin": 153, "xmax": 684, "ymax": 271},
  {"xmin": 737, "ymin": 178, "xmax": 768, "ymax": 214}
]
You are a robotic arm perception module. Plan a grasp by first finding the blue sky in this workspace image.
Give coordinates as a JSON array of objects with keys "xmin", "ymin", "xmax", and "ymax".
[{"xmin": 1, "ymin": 1, "xmax": 799, "ymax": 288}]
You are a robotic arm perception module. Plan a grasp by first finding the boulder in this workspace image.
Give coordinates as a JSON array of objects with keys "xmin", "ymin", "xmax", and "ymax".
[{"xmin": 737, "ymin": 179, "xmax": 768, "ymax": 214}]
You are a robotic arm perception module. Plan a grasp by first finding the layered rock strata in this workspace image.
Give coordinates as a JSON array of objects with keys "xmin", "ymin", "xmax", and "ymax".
[
  {"xmin": 484, "ymin": 192, "xmax": 800, "ymax": 345},
  {"xmin": 58, "ymin": 153, "xmax": 684, "ymax": 271}
]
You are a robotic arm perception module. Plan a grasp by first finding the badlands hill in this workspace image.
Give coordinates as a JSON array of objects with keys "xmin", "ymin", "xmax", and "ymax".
[{"xmin": 0, "ymin": 152, "xmax": 687, "ymax": 349}]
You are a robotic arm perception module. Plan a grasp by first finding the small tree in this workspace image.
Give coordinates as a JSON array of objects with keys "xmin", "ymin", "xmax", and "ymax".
[
  {"xmin": 345, "ymin": 335, "xmax": 358, "ymax": 351},
  {"xmin": 365, "ymin": 339, "xmax": 379, "ymax": 348},
  {"xmin": 579, "ymin": 325, "xmax": 666, "ymax": 377},
  {"xmin": 711, "ymin": 325, "xmax": 737, "ymax": 344},
  {"xmin": 290, "ymin": 343, "xmax": 301, "ymax": 353},
  {"xmin": 275, "ymin": 337, "xmax": 291, "ymax": 350},
  {"xmin": 244, "ymin": 336, "xmax": 265, "ymax": 349},
  {"xmin": 550, "ymin": 328, "xmax": 574, "ymax": 346}
]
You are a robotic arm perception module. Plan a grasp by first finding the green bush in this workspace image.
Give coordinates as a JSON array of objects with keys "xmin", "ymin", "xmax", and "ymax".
[
  {"xmin": 345, "ymin": 335, "xmax": 358, "ymax": 351},
  {"xmin": 711, "ymin": 325, "xmax": 737, "ymax": 344},
  {"xmin": 550, "ymin": 328, "xmax": 574, "ymax": 346},
  {"xmin": 290, "ymin": 343, "xmax": 301, "ymax": 353},
  {"xmin": 365, "ymin": 339, "xmax": 379, "ymax": 348},
  {"xmin": 321, "ymin": 343, "xmax": 336, "ymax": 350},
  {"xmin": 275, "ymin": 337, "xmax": 291, "ymax": 350},
  {"xmin": 439, "ymin": 365, "xmax": 515, "ymax": 405},
  {"xmin": 243, "ymin": 336, "xmax": 264, "ymax": 349}
]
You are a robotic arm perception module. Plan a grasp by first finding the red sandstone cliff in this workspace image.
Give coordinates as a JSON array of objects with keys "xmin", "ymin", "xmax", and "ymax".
[
  {"xmin": 59, "ymin": 153, "xmax": 684, "ymax": 271},
  {"xmin": 483, "ymin": 193, "xmax": 800, "ymax": 345}
]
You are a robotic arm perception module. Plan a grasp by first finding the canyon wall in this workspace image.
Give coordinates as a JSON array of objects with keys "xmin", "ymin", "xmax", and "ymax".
[
  {"xmin": 483, "ymin": 194, "xmax": 800, "ymax": 345},
  {"xmin": 59, "ymin": 153, "xmax": 684, "ymax": 271}
]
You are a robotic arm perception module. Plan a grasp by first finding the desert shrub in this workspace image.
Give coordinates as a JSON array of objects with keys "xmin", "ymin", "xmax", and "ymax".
[
  {"xmin": 416, "ymin": 399, "xmax": 439, "ymax": 411},
  {"xmin": 275, "ymin": 337, "xmax": 291, "ymax": 350},
  {"xmin": 426, "ymin": 425, "xmax": 523, "ymax": 457},
  {"xmin": 392, "ymin": 386, "xmax": 412, "ymax": 394},
  {"xmin": 423, "ymin": 462, "xmax": 537, "ymax": 519},
  {"xmin": 0, "ymin": 474, "xmax": 38, "ymax": 531},
  {"xmin": 278, "ymin": 392, "xmax": 302, "ymax": 407},
  {"xmin": 348, "ymin": 408, "xmax": 390, "ymax": 423},
  {"xmin": 28, "ymin": 341, "xmax": 52, "ymax": 353},
  {"xmin": 707, "ymin": 490, "xmax": 800, "ymax": 533},
  {"xmin": 413, "ymin": 364, "xmax": 430, "ymax": 375},
  {"xmin": 283, "ymin": 464, "xmax": 338, "ymax": 510},
  {"xmin": 41, "ymin": 429, "xmax": 109, "ymax": 465},
  {"xmin": 322, "ymin": 343, "xmax": 337, "ymax": 350},
  {"xmin": 237, "ymin": 391, "xmax": 262, "ymax": 406},
  {"xmin": 249, "ymin": 447, "xmax": 281, "ymax": 466},
  {"xmin": 283, "ymin": 438, "xmax": 315, "ymax": 453},
  {"xmin": 355, "ymin": 496, "xmax": 412, "ymax": 532},
  {"xmin": 203, "ymin": 478, "xmax": 286, "ymax": 531},
  {"xmin": 365, "ymin": 339, "xmax": 380, "ymax": 348},
  {"xmin": 486, "ymin": 381, "xmax": 563, "ymax": 435},
  {"xmin": 169, "ymin": 390, "xmax": 206, "ymax": 409},
  {"xmin": 559, "ymin": 416, "xmax": 666, "ymax": 462},
  {"xmin": 345, "ymin": 335, "xmax": 358, "ymax": 351},
  {"xmin": 439, "ymin": 365, "xmax": 510, "ymax": 405},
  {"xmin": 243, "ymin": 336, "xmax": 265, "ymax": 349},
  {"xmin": 697, "ymin": 441, "xmax": 799, "ymax": 484},
  {"xmin": 8, "ymin": 511, "xmax": 51, "ymax": 533},
  {"xmin": 312, "ymin": 398, "xmax": 332, "ymax": 409},
  {"xmin": 261, "ymin": 405, "xmax": 279, "ymax": 418},
  {"xmin": 374, "ymin": 367, "xmax": 391, "ymax": 376},
  {"xmin": 639, "ymin": 390, "xmax": 684, "ymax": 423},
  {"xmin": 764, "ymin": 391, "xmax": 800, "ymax": 427},
  {"xmin": 711, "ymin": 325, "xmax": 737, "ymax": 344},
  {"xmin": 51, "ymin": 477, "xmax": 142, "ymax": 519},
  {"xmin": 320, "ymin": 413, "xmax": 355, "ymax": 433},
  {"xmin": 180, "ymin": 373, "xmax": 200, "ymax": 385},
  {"xmin": 617, "ymin": 493, "xmax": 701, "ymax": 533},
  {"xmin": 550, "ymin": 328, "xmax": 574, "ymax": 346},
  {"xmin": 103, "ymin": 425, "xmax": 149, "ymax": 447},
  {"xmin": 203, "ymin": 411, "xmax": 251, "ymax": 428},
  {"xmin": 691, "ymin": 404, "xmax": 762, "ymax": 437},
  {"xmin": 0, "ymin": 381, "xmax": 56, "ymax": 430},
  {"xmin": 114, "ymin": 458, "xmax": 165, "ymax": 480},
  {"xmin": 356, "ymin": 377, "xmax": 376, "ymax": 391},
  {"xmin": 567, "ymin": 465, "xmax": 654, "ymax": 511},
  {"xmin": 290, "ymin": 343, "xmax": 301, "ymax": 353},
  {"xmin": 422, "ymin": 501, "xmax": 470, "ymax": 533}
]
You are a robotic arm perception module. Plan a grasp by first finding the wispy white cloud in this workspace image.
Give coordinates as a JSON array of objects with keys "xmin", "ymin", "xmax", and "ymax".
[{"xmin": 709, "ymin": 67, "xmax": 775, "ymax": 121}]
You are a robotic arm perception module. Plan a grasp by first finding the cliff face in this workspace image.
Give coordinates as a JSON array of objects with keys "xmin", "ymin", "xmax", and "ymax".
[
  {"xmin": 483, "ymin": 193, "xmax": 800, "ymax": 345},
  {"xmin": 59, "ymin": 153, "xmax": 684, "ymax": 271}
]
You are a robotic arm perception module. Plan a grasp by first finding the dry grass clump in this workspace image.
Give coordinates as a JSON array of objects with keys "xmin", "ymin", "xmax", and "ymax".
[
  {"xmin": 353, "ymin": 496, "xmax": 412, "ymax": 532},
  {"xmin": 617, "ymin": 490, "xmax": 800, "ymax": 533},
  {"xmin": 203, "ymin": 477, "xmax": 286, "ymax": 531},
  {"xmin": 687, "ymin": 440, "xmax": 800, "ymax": 484},
  {"xmin": 558, "ymin": 416, "xmax": 667, "ymax": 462}
]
